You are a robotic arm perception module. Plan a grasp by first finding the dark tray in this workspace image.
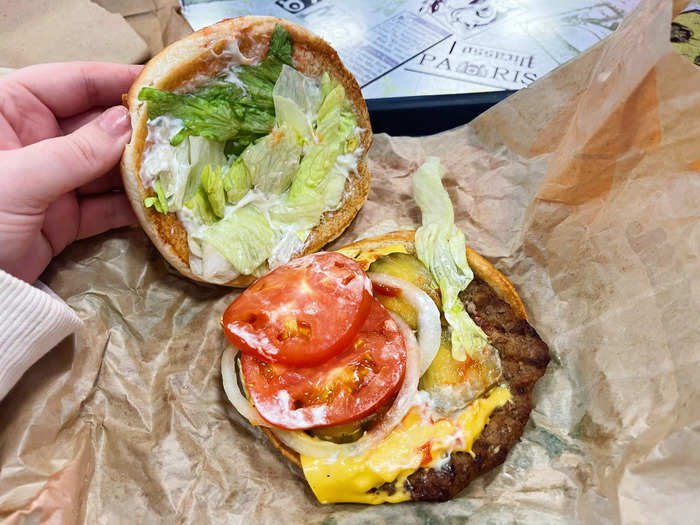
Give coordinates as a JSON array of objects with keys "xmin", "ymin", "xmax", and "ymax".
[{"xmin": 366, "ymin": 90, "xmax": 515, "ymax": 137}]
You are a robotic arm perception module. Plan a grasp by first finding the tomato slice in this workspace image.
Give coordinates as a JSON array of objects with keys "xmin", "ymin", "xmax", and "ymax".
[
  {"xmin": 240, "ymin": 298, "xmax": 407, "ymax": 430},
  {"xmin": 223, "ymin": 252, "xmax": 373, "ymax": 367}
]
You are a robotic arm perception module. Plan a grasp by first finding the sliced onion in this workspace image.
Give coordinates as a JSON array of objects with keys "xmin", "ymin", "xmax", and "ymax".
[
  {"xmin": 269, "ymin": 314, "xmax": 421, "ymax": 459},
  {"xmin": 221, "ymin": 348, "xmax": 269, "ymax": 427},
  {"xmin": 367, "ymin": 272, "xmax": 441, "ymax": 375}
]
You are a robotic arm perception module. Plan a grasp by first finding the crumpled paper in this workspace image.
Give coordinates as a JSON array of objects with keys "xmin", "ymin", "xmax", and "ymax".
[
  {"xmin": 0, "ymin": 0, "xmax": 150, "ymax": 68},
  {"xmin": 1, "ymin": 0, "xmax": 699, "ymax": 522},
  {"xmin": 94, "ymin": 0, "xmax": 193, "ymax": 59},
  {"xmin": 0, "ymin": 0, "xmax": 191, "ymax": 69}
]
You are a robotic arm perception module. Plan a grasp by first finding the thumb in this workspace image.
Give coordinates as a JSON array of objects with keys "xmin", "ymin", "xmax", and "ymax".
[{"xmin": 6, "ymin": 105, "xmax": 131, "ymax": 206}]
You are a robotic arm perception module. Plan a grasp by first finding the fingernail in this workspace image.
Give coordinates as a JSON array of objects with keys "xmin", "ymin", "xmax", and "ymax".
[{"xmin": 99, "ymin": 106, "xmax": 130, "ymax": 136}]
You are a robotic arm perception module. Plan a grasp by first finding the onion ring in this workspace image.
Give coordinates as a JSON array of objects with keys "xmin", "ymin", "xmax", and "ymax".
[
  {"xmin": 367, "ymin": 272, "xmax": 441, "ymax": 375},
  {"xmin": 221, "ymin": 348, "xmax": 268, "ymax": 426}
]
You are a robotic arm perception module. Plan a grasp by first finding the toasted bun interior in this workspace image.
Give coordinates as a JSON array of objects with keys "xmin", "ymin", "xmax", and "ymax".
[{"xmin": 121, "ymin": 16, "xmax": 372, "ymax": 286}]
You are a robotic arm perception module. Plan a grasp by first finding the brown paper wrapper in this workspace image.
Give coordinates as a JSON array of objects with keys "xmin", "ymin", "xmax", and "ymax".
[
  {"xmin": 94, "ymin": 0, "xmax": 193, "ymax": 59},
  {"xmin": 1, "ymin": 0, "xmax": 699, "ymax": 522},
  {"xmin": 0, "ymin": 0, "xmax": 191, "ymax": 69},
  {"xmin": 0, "ymin": 0, "xmax": 150, "ymax": 68}
]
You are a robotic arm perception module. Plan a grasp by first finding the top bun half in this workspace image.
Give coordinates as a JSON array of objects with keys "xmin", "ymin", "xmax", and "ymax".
[{"xmin": 121, "ymin": 16, "xmax": 372, "ymax": 286}]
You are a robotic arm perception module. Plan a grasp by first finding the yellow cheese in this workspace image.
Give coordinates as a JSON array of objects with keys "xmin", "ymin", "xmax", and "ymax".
[{"xmin": 301, "ymin": 386, "xmax": 511, "ymax": 504}]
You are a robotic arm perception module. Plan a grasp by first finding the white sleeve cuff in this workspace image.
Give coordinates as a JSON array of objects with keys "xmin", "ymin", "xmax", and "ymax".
[{"xmin": 0, "ymin": 269, "xmax": 82, "ymax": 400}]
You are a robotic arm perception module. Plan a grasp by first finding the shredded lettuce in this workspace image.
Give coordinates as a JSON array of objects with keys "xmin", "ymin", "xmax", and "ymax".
[
  {"xmin": 200, "ymin": 165, "xmax": 226, "ymax": 218},
  {"xmin": 268, "ymin": 80, "xmax": 357, "ymax": 258},
  {"xmin": 222, "ymin": 157, "xmax": 251, "ymax": 204},
  {"xmin": 224, "ymin": 135, "xmax": 258, "ymax": 157},
  {"xmin": 288, "ymin": 141, "xmax": 341, "ymax": 201},
  {"xmin": 320, "ymin": 71, "xmax": 333, "ymax": 100},
  {"xmin": 315, "ymin": 83, "xmax": 357, "ymax": 148},
  {"xmin": 204, "ymin": 205, "xmax": 276, "ymax": 275},
  {"xmin": 138, "ymin": 87, "xmax": 242, "ymax": 146},
  {"xmin": 142, "ymin": 134, "xmax": 226, "ymax": 216},
  {"xmin": 273, "ymin": 65, "xmax": 322, "ymax": 143},
  {"xmin": 184, "ymin": 186, "xmax": 218, "ymax": 226},
  {"xmin": 322, "ymin": 164, "xmax": 348, "ymax": 209},
  {"xmin": 271, "ymin": 153, "xmax": 349, "ymax": 231},
  {"xmin": 139, "ymin": 25, "xmax": 367, "ymax": 277},
  {"xmin": 241, "ymin": 125, "xmax": 301, "ymax": 195},
  {"xmin": 191, "ymin": 80, "xmax": 245, "ymax": 103},
  {"xmin": 231, "ymin": 104, "xmax": 274, "ymax": 135},
  {"xmin": 186, "ymin": 137, "xmax": 226, "ymax": 204},
  {"xmin": 412, "ymin": 157, "xmax": 488, "ymax": 361},
  {"xmin": 270, "ymin": 192, "xmax": 322, "ymax": 230},
  {"xmin": 236, "ymin": 23, "xmax": 293, "ymax": 86},
  {"xmin": 268, "ymin": 23, "xmax": 294, "ymax": 66},
  {"xmin": 144, "ymin": 179, "xmax": 168, "ymax": 213},
  {"xmin": 139, "ymin": 24, "xmax": 294, "ymax": 148},
  {"xmin": 267, "ymin": 229, "xmax": 307, "ymax": 269},
  {"xmin": 287, "ymin": 82, "xmax": 356, "ymax": 203},
  {"xmin": 233, "ymin": 24, "xmax": 293, "ymax": 113},
  {"xmin": 199, "ymin": 240, "xmax": 241, "ymax": 282},
  {"xmin": 316, "ymin": 84, "xmax": 345, "ymax": 126}
]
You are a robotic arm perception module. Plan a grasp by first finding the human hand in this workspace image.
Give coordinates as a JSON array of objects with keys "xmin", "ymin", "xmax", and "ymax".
[{"xmin": 0, "ymin": 62, "xmax": 142, "ymax": 282}]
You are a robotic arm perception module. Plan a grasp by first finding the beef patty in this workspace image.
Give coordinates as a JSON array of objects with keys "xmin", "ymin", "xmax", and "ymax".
[{"xmin": 402, "ymin": 277, "xmax": 550, "ymax": 501}]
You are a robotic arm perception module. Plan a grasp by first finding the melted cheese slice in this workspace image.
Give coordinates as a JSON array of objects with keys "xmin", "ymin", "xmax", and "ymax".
[{"xmin": 301, "ymin": 386, "xmax": 511, "ymax": 504}]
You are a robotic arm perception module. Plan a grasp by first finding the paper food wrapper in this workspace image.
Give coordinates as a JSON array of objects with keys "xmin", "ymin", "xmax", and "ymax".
[
  {"xmin": 0, "ymin": 0, "xmax": 191, "ymax": 69},
  {"xmin": 1, "ymin": 0, "xmax": 699, "ymax": 522},
  {"xmin": 93, "ymin": 0, "xmax": 193, "ymax": 60}
]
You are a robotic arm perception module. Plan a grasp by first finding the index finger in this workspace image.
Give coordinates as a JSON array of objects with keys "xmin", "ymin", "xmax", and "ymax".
[{"xmin": 4, "ymin": 62, "xmax": 143, "ymax": 118}]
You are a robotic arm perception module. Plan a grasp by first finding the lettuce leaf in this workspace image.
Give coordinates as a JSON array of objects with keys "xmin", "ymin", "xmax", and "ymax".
[
  {"xmin": 314, "ymin": 83, "xmax": 356, "ymax": 148},
  {"xmin": 268, "ymin": 23, "xmax": 293, "ymax": 66},
  {"xmin": 184, "ymin": 186, "xmax": 218, "ymax": 226},
  {"xmin": 273, "ymin": 65, "xmax": 322, "ymax": 143},
  {"xmin": 322, "ymin": 165, "xmax": 348, "ymax": 209},
  {"xmin": 234, "ymin": 23, "xmax": 294, "ymax": 111},
  {"xmin": 186, "ymin": 137, "xmax": 226, "ymax": 204},
  {"xmin": 270, "ymin": 191, "xmax": 323, "ymax": 230},
  {"xmin": 204, "ymin": 205, "xmax": 277, "ymax": 275},
  {"xmin": 266, "ymin": 164, "xmax": 346, "ymax": 270},
  {"xmin": 412, "ymin": 157, "xmax": 487, "ymax": 361},
  {"xmin": 144, "ymin": 178, "xmax": 168, "ymax": 213},
  {"xmin": 138, "ymin": 87, "xmax": 241, "ymax": 146},
  {"xmin": 320, "ymin": 71, "xmax": 333, "ymax": 100},
  {"xmin": 236, "ymin": 23, "xmax": 294, "ymax": 90},
  {"xmin": 224, "ymin": 135, "xmax": 258, "ymax": 157},
  {"xmin": 192, "ymin": 80, "xmax": 245, "ymax": 104},
  {"xmin": 288, "ymin": 141, "xmax": 341, "ymax": 201},
  {"xmin": 138, "ymin": 24, "xmax": 294, "ymax": 148},
  {"xmin": 241, "ymin": 125, "xmax": 301, "ymax": 195},
  {"xmin": 270, "ymin": 80, "xmax": 357, "ymax": 253},
  {"xmin": 267, "ymin": 99, "xmax": 356, "ymax": 267},
  {"xmin": 287, "ymin": 85, "xmax": 356, "ymax": 203},
  {"xmin": 198, "ymin": 240, "xmax": 241, "ymax": 283},
  {"xmin": 232, "ymin": 104, "xmax": 275, "ymax": 135},
  {"xmin": 235, "ymin": 68, "xmax": 275, "ymax": 109},
  {"xmin": 200, "ymin": 165, "xmax": 226, "ymax": 218},
  {"xmin": 222, "ymin": 157, "xmax": 251, "ymax": 204},
  {"xmin": 316, "ymin": 83, "xmax": 345, "ymax": 126}
]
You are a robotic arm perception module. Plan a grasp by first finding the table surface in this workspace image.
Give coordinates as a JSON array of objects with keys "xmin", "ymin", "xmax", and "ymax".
[{"xmin": 181, "ymin": 0, "xmax": 642, "ymax": 99}]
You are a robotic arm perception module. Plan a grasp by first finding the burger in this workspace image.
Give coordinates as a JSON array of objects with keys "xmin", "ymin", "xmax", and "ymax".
[
  {"xmin": 220, "ymin": 157, "xmax": 550, "ymax": 503},
  {"xmin": 121, "ymin": 17, "xmax": 372, "ymax": 286}
]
